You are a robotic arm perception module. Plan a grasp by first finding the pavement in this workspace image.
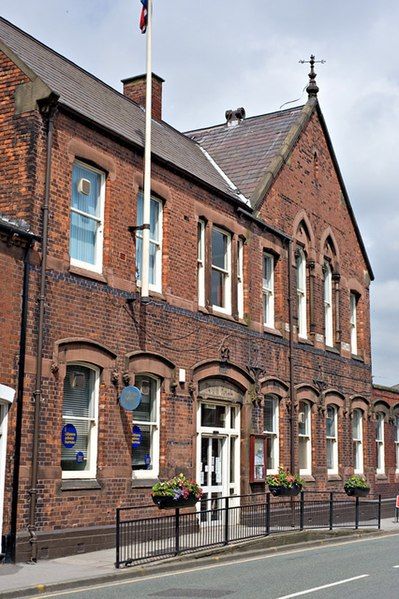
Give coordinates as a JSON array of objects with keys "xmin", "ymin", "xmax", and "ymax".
[{"xmin": 0, "ymin": 517, "xmax": 398, "ymax": 598}]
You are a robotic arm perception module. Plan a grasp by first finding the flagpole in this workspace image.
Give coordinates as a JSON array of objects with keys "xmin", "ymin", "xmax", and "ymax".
[{"xmin": 141, "ymin": 0, "xmax": 152, "ymax": 299}]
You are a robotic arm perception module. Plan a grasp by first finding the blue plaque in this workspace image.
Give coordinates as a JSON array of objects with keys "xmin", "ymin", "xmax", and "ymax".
[
  {"xmin": 119, "ymin": 386, "xmax": 142, "ymax": 411},
  {"xmin": 132, "ymin": 425, "xmax": 143, "ymax": 449},
  {"xmin": 75, "ymin": 451, "xmax": 85, "ymax": 464},
  {"xmin": 61, "ymin": 423, "xmax": 77, "ymax": 448}
]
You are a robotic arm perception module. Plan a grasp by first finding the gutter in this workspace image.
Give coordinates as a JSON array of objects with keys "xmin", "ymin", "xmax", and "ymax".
[{"xmin": 28, "ymin": 96, "xmax": 58, "ymax": 562}]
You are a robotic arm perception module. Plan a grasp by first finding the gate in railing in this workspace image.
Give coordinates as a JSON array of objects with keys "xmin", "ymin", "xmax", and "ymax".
[{"xmin": 115, "ymin": 491, "xmax": 382, "ymax": 568}]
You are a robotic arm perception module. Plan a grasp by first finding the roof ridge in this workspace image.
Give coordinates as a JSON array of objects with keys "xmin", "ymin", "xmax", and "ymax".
[{"xmin": 185, "ymin": 104, "xmax": 305, "ymax": 135}]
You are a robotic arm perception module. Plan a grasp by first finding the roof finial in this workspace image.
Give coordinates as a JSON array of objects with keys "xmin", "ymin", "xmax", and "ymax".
[{"xmin": 299, "ymin": 55, "xmax": 326, "ymax": 98}]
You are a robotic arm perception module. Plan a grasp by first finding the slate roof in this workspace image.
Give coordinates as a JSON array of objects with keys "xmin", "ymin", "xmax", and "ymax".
[
  {"xmin": 0, "ymin": 17, "xmax": 241, "ymax": 203},
  {"xmin": 186, "ymin": 106, "xmax": 304, "ymax": 200}
]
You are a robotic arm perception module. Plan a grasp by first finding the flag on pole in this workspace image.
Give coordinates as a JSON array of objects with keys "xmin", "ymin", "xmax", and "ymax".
[{"xmin": 139, "ymin": 0, "xmax": 148, "ymax": 34}]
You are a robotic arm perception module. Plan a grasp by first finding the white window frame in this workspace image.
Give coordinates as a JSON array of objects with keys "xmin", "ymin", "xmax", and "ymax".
[
  {"xmin": 375, "ymin": 412, "xmax": 385, "ymax": 474},
  {"xmin": 326, "ymin": 405, "xmax": 338, "ymax": 475},
  {"xmin": 132, "ymin": 375, "xmax": 160, "ymax": 480},
  {"xmin": 197, "ymin": 220, "xmax": 206, "ymax": 307},
  {"xmin": 263, "ymin": 252, "xmax": 275, "ymax": 328},
  {"xmin": 396, "ymin": 415, "xmax": 399, "ymax": 473},
  {"xmin": 237, "ymin": 238, "xmax": 244, "ymax": 319},
  {"xmin": 296, "ymin": 249, "xmax": 307, "ymax": 339},
  {"xmin": 352, "ymin": 409, "xmax": 363, "ymax": 474},
  {"xmin": 211, "ymin": 227, "xmax": 232, "ymax": 315},
  {"xmin": 136, "ymin": 193, "xmax": 163, "ymax": 294},
  {"xmin": 70, "ymin": 161, "xmax": 105, "ymax": 274},
  {"xmin": 298, "ymin": 400, "xmax": 312, "ymax": 475},
  {"xmin": 350, "ymin": 293, "xmax": 358, "ymax": 355},
  {"xmin": 61, "ymin": 363, "xmax": 99, "ymax": 480},
  {"xmin": 324, "ymin": 262, "xmax": 333, "ymax": 347},
  {"xmin": 263, "ymin": 395, "xmax": 279, "ymax": 474}
]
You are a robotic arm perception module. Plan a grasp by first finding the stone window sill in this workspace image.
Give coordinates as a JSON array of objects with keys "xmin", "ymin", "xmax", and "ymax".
[
  {"xmin": 298, "ymin": 337, "xmax": 313, "ymax": 346},
  {"xmin": 60, "ymin": 479, "xmax": 102, "ymax": 491},
  {"xmin": 326, "ymin": 345, "xmax": 340, "ymax": 355},
  {"xmin": 351, "ymin": 353, "xmax": 364, "ymax": 363},
  {"xmin": 327, "ymin": 474, "xmax": 342, "ymax": 482},
  {"xmin": 131, "ymin": 478, "xmax": 159, "ymax": 488},
  {"xmin": 376, "ymin": 473, "xmax": 388, "ymax": 481},
  {"xmin": 300, "ymin": 475, "xmax": 315, "ymax": 483},
  {"xmin": 263, "ymin": 326, "xmax": 282, "ymax": 337},
  {"xmin": 69, "ymin": 265, "xmax": 108, "ymax": 284}
]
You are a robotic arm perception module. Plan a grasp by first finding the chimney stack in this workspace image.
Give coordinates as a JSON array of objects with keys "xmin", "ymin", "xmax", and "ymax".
[
  {"xmin": 225, "ymin": 107, "xmax": 246, "ymax": 127},
  {"xmin": 121, "ymin": 73, "xmax": 164, "ymax": 121}
]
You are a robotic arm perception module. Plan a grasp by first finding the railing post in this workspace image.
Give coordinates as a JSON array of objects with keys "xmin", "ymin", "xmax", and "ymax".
[
  {"xmin": 378, "ymin": 494, "xmax": 382, "ymax": 529},
  {"xmin": 299, "ymin": 491, "xmax": 305, "ymax": 531},
  {"xmin": 224, "ymin": 496, "xmax": 229, "ymax": 545},
  {"xmin": 266, "ymin": 493, "xmax": 270, "ymax": 536},
  {"xmin": 175, "ymin": 508, "xmax": 180, "ymax": 555},
  {"xmin": 115, "ymin": 508, "xmax": 120, "ymax": 569},
  {"xmin": 329, "ymin": 492, "xmax": 333, "ymax": 530},
  {"xmin": 355, "ymin": 496, "xmax": 359, "ymax": 530}
]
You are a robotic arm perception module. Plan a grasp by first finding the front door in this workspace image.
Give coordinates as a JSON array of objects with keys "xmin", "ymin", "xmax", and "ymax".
[{"xmin": 200, "ymin": 435, "xmax": 225, "ymax": 523}]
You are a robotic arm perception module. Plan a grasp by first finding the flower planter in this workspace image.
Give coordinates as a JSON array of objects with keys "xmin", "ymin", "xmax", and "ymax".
[
  {"xmin": 152, "ymin": 493, "xmax": 198, "ymax": 509},
  {"xmin": 344, "ymin": 487, "xmax": 370, "ymax": 498},
  {"xmin": 269, "ymin": 483, "xmax": 302, "ymax": 497}
]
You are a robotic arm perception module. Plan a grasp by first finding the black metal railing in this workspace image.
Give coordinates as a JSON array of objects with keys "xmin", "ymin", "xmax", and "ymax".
[{"xmin": 115, "ymin": 491, "xmax": 384, "ymax": 568}]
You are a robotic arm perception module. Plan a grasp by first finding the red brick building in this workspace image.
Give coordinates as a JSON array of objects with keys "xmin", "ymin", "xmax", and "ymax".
[{"xmin": 0, "ymin": 18, "xmax": 395, "ymax": 561}]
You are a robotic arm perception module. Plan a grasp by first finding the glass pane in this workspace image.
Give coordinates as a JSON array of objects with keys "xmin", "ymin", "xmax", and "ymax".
[
  {"xmin": 352, "ymin": 410, "xmax": 361, "ymax": 439},
  {"xmin": 376, "ymin": 414, "xmax": 383, "ymax": 441},
  {"xmin": 264, "ymin": 397, "xmax": 276, "ymax": 433},
  {"xmin": 72, "ymin": 164, "xmax": 101, "ymax": 217},
  {"xmin": 197, "ymin": 222, "xmax": 203, "ymax": 261},
  {"xmin": 266, "ymin": 435, "xmax": 275, "ymax": 470},
  {"xmin": 150, "ymin": 198, "xmax": 160, "ymax": 241},
  {"xmin": 200, "ymin": 437, "xmax": 209, "ymax": 487},
  {"xmin": 327, "ymin": 439, "xmax": 334, "ymax": 469},
  {"xmin": 134, "ymin": 377, "xmax": 157, "ymax": 422},
  {"xmin": 136, "ymin": 192, "xmax": 144, "ymax": 227},
  {"xmin": 263, "ymin": 254, "xmax": 272, "ymax": 288},
  {"xmin": 230, "ymin": 407, "xmax": 236, "ymax": 429},
  {"xmin": 132, "ymin": 424, "xmax": 152, "ymax": 470},
  {"xmin": 211, "ymin": 438, "xmax": 223, "ymax": 486},
  {"xmin": 135, "ymin": 236, "xmax": 142, "ymax": 280},
  {"xmin": 61, "ymin": 418, "xmax": 90, "ymax": 471},
  {"xmin": 149, "ymin": 241, "xmax": 157, "ymax": 286},
  {"xmin": 201, "ymin": 404, "xmax": 226, "ymax": 428},
  {"xmin": 326, "ymin": 406, "xmax": 336, "ymax": 437},
  {"xmin": 70, "ymin": 212, "xmax": 97, "ymax": 264},
  {"xmin": 230, "ymin": 437, "xmax": 235, "ymax": 484},
  {"xmin": 299, "ymin": 437, "xmax": 308, "ymax": 470},
  {"xmin": 212, "ymin": 229, "xmax": 227, "ymax": 270},
  {"xmin": 298, "ymin": 402, "xmax": 309, "ymax": 436},
  {"xmin": 63, "ymin": 365, "xmax": 94, "ymax": 419},
  {"xmin": 211, "ymin": 269, "xmax": 225, "ymax": 307}
]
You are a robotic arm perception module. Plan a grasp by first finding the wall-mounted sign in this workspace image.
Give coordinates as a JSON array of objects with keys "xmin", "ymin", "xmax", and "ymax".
[
  {"xmin": 119, "ymin": 386, "xmax": 142, "ymax": 411},
  {"xmin": 75, "ymin": 451, "xmax": 85, "ymax": 464},
  {"xmin": 199, "ymin": 379, "xmax": 244, "ymax": 404},
  {"xmin": 132, "ymin": 425, "xmax": 143, "ymax": 448},
  {"xmin": 61, "ymin": 423, "xmax": 77, "ymax": 448}
]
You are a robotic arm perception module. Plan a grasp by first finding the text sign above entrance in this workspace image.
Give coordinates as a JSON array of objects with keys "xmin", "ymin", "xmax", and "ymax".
[{"xmin": 199, "ymin": 379, "xmax": 243, "ymax": 404}]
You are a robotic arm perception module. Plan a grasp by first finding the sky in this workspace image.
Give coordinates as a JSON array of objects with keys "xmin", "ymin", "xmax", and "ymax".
[{"xmin": 2, "ymin": 1, "xmax": 399, "ymax": 386}]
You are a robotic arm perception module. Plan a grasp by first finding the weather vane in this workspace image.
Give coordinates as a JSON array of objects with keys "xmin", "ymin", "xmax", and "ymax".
[{"xmin": 299, "ymin": 55, "xmax": 326, "ymax": 97}]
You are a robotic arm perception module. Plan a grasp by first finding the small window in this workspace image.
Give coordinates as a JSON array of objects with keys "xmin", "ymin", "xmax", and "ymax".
[
  {"xmin": 298, "ymin": 401, "xmax": 311, "ymax": 475},
  {"xmin": 350, "ymin": 293, "xmax": 358, "ymax": 355},
  {"xmin": 132, "ymin": 375, "xmax": 160, "ymax": 478},
  {"xmin": 352, "ymin": 409, "xmax": 363, "ymax": 473},
  {"xmin": 326, "ymin": 405, "xmax": 338, "ymax": 474},
  {"xmin": 61, "ymin": 364, "xmax": 99, "ymax": 479},
  {"xmin": 296, "ymin": 249, "xmax": 307, "ymax": 339},
  {"xmin": 237, "ymin": 239, "xmax": 244, "ymax": 319},
  {"xmin": 197, "ymin": 220, "xmax": 206, "ymax": 307},
  {"xmin": 324, "ymin": 262, "xmax": 333, "ymax": 347},
  {"xmin": 136, "ymin": 193, "xmax": 163, "ymax": 293},
  {"xmin": 211, "ymin": 227, "xmax": 231, "ymax": 314},
  {"xmin": 263, "ymin": 253, "xmax": 274, "ymax": 328},
  {"xmin": 263, "ymin": 395, "xmax": 279, "ymax": 473},
  {"xmin": 375, "ymin": 412, "xmax": 385, "ymax": 474},
  {"xmin": 70, "ymin": 162, "xmax": 105, "ymax": 273}
]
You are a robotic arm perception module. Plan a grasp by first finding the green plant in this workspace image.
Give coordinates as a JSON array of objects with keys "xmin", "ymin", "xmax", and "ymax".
[
  {"xmin": 266, "ymin": 467, "xmax": 304, "ymax": 489},
  {"xmin": 344, "ymin": 475, "xmax": 369, "ymax": 490},
  {"xmin": 152, "ymin": 473, "xmax": 203, "ymax": 500}
]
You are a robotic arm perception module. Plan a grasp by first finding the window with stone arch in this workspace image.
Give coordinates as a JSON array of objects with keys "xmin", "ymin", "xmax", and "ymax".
[
  {"xmin": 326, "ymin": 404, "xmax": 338, "ymax": 474},
  {"xmin": 298, "ymin": 400, "xmax": 312, "ymax": 475},
  {"xmin": 322, "ymin": 234, "xmax": 339, "ymax": 348},
  {"xmin": 294, "ymin": 219, "xmax": 313, "ymax": 341},
  {"xmin": 352, "ymin": 408, "xmax": 364, "ymax": 474},
  {"xmin": 263, "ymin": 394, "xmax": 279, "ymax": 473}
]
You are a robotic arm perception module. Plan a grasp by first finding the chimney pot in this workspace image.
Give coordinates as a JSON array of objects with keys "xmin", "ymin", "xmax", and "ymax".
[
  {"xmin": 121, "ymin": 72, "xmax": 164, "ymax": 121},
  {"xmin": 225, "ymin": 107, "xmax": 246, "ymax": 126}
]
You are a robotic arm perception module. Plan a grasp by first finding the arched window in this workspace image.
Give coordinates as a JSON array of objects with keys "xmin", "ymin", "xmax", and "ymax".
[
  {"xmin": 324, "ymin": 262, "xmax": 333, "ymax": 347},
  {"xmin": 263, "ymin": 395, "xmax": 279, "ymax": 473},
  {"xmin": 350, "ymin": 292, "xmax": 358, "ymax": 355},
  {"xmin": 296, "ymin": 249, "xmax": 307, "ymax": 339},
  {"xmin": 132, "ymin": 375, "xmax": 160, "ymax": 479},
  {"xmin": 298, "ymin": 400, "xmax": 311, "ymax": 475},
  {"xmin": 61, "ymin": 363, "xmax": 99, "ymax": 479},
  {"xmin": 375, "ymin": 412, "xmax": 385, "ymax": 474},
  {"xmin": 326, "ymin": 405, "xmax": 338, "ymax": 474},
  {"xmin": 352, "ymin": 409, "xmax": 363, "ymax": 474},
  {"xmin": 263, "ymin": 252, "xmax": 274, "ymax": 328}
]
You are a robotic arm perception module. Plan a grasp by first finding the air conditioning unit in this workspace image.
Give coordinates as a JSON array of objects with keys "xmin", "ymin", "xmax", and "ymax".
[
  {"xmin": 78, "ymin": 178, "xmax": 91, "ymax": 195},
  {"xmin": 298, "ymin": 411, "xmax": 305, "ymax": 424}
]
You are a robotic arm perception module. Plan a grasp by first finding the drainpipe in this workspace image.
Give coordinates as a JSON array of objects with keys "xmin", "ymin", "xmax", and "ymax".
[
  {"xmin": 287, "ymin": 239, "xmax": 296, "ymax": 473},
  {"xmin": 28, "ymin": 98, "xmax": 57, "ymax": 562},
  {"xmin": 5, "ymin": 242, "xmax": 32, "ymax": 563}
]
